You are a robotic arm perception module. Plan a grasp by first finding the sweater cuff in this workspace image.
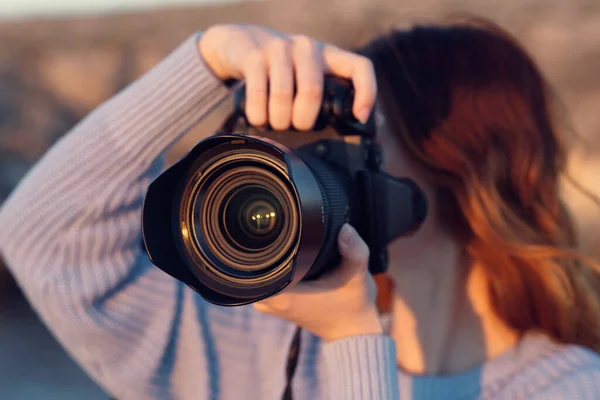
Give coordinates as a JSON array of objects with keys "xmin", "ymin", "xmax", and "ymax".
[
  {"xmin": 323, "ymin": 335, "xmax": 400, "ymax": 400},
  {"xmin": 102, "ymin": 32, "xmax": 231, "ymax": 159}
]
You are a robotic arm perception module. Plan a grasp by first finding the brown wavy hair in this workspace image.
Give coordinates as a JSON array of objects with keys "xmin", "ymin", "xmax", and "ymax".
[{"xmin": 360, "ymin": 19, "xmax": 600, "ymax": 351}]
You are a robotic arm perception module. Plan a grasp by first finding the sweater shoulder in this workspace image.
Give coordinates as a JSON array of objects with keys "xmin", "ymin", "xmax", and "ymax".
[{"xmin": 488, "ymin": 336, "xmax": 600, "ymax": 398}]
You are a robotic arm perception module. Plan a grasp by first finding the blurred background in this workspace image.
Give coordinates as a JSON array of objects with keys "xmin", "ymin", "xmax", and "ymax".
[{"xmin": 0, "ymin": 0, "xmax": 599, "ymax": 398}]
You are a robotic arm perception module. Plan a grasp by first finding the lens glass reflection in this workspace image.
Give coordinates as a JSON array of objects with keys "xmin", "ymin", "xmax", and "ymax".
[{"xmin": 223, "ymin": 186, "xmax": 284, "ymax": 251}]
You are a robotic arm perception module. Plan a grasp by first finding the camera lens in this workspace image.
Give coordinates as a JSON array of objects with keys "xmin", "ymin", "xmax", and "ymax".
[
  {"xmin": 149, "ymin": 136, "xmax": 352, "ymax": 306},
  {"xmin": 223, "ymin": 186, "xmax": 284, "ymax": 251},
  {"xmin": 185, "ymin": 153, "xmax": 301, "ymax": 280}
]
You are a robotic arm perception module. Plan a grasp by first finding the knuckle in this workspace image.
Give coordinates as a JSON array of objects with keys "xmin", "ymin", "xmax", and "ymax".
[
  {"xmin": 206, "ymin": 23, "xmax": 228, "ymax": 37},
  {"xmin": 356, "ymin": 56, "xmax": 374, "ymax": 73},
  {"xmin": 270, "ymin": 88, "xmax": 294, "ymax": 102},
  {"xmin": 297, "ymin": 84, "xmax": 323, "ymax": 101},
  {"xmin": 247, "ymin": 88, "xmax": 269, "ymax": 103},
  {"xmin": 267, "ymin": 38, "xmax": 290, "ymax": 55},
  {"xmin": 245, "ymin": 49, "xmax": 267, "ymax": 68},
  {"xmin": 292, "ymin": 34, "xmax": 316, "ymax": 51}
]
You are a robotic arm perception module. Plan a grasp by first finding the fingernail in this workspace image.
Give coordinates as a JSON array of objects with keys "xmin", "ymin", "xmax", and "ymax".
[
  {"xmin": 356, "ymin": 107, "xmax": 370, "ymax": 124},
  {"xmin": 339, "ymin": 224, "xmax": 356, "ymax": 248}
]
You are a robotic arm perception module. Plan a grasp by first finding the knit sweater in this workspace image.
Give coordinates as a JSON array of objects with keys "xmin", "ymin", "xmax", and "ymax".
[{"xmin": 1, "ymin": 33, "xmax": 599, "ymax": 400}]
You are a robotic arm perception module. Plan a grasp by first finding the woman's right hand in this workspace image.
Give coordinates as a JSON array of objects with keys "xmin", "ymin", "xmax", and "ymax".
[{"xmin": 198, "ymin": 24, "xmax": 377, "ymax": 130}]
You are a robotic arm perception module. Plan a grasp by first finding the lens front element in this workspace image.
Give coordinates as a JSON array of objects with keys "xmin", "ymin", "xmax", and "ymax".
[
  {"xmin": 223, "ymin": 186, "xmax": 285, "ymax": 251},
  {"xmin": 181, "ymin": 150, "xmax": 300, "ymax": 285}
]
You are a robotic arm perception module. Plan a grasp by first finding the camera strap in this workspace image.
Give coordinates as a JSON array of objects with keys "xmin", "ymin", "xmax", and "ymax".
[{"xmin": 281, "ymin": 326, "xmax": 302, "ymax": 400}]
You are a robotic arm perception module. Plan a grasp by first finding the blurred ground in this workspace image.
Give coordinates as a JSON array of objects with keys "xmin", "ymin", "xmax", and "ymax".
[{"xmin": 0, "ymin": 0, "xmax": 599, "ymax": 398}]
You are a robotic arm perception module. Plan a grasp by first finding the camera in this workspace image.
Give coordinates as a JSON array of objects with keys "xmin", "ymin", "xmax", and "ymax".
[{"xmin": 141, "ymin": 77, "xmax": 427, "ymax": 306}]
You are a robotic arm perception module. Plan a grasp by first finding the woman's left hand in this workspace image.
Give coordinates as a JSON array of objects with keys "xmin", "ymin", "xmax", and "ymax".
[{"xmin": 253, "ymin": 224, "xmax": 383, "ymax": 342}]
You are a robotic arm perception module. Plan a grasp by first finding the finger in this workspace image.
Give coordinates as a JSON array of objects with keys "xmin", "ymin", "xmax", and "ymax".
[
  {"xmin": 242, "ymin": 49, "xmax": 269, "ymax": 126},
  {"xmin": 252, "ymin": 302, "xmax": 285, "ymax": 319},
  {"xmin": 337, "ymin": 223, "xmax": 370, "ymax": 278},
  {"xmin": 254, "ymin": 291, "xmax": 292, "ymax": 314},
  {"xmin": 285, "ymin": 269, "xmax": 346, "ymax": 292},
  {"xmin": 291, "ymin": 35, "xmax": 324, "ymax": 131},
  {"xmin": 322, "ymin": 45, "xmax": 377, "ymax": 124},
  {"xmin": 267, "ymin": 38, "xmax": 294, "ymax": 130},
  {"xmin": 252, "ymin": 302, "xmax": 272, "ymax": 314}
]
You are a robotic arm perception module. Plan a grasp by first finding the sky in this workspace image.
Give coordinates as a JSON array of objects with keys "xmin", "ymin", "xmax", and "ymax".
[{"xmin": 0, "ymin": 0, "xmax": 248, "ymax": 19}]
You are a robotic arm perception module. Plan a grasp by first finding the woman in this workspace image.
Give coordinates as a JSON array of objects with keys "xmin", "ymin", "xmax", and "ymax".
[{"xmin": 1, "ymin": 19, "xmax": 599, "ymax": 400}]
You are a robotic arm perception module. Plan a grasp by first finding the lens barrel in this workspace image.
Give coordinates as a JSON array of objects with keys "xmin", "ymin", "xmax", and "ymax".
[{"xmin": 164, "ymin": 135, "xmax": 347, "ymax": 305}]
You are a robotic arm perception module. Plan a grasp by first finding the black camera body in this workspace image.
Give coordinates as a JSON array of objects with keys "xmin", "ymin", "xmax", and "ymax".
[{"xmin": 142, "ymin": 78, "xmax": 426, "ymax": 306}]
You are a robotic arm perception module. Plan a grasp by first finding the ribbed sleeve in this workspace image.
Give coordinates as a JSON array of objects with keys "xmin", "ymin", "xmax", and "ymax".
[
  {"xmin": 0, "ymin": 33, "xmax": 230, "ymax": 275},
  {"xmin": 323, "ymin": 335, "xmax": 400, "ymax": 399},
  {"xmin": 0, "ymin": 33, "xmax": 231, "ymax": 399}
]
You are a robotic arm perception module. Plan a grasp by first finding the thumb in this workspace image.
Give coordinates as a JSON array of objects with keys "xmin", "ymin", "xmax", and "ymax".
[{"xmin": 337, "ymin": 224, "xmax": 370, "ymax": 277}]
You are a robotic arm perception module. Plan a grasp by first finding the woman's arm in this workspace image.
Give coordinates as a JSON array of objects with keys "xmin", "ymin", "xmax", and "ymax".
[
  {"xmin": 0, "ymin": 26, "xmax": 402, "ymax": 399},
  {"xmin": 323, "ymin": 335, "xmax": 400, "ymax": 400},
  {"xmin": 0, "ymin": 33, "xmax": 231, "ymax": 397},
  {"xmin": 528, "ymin": 350, "xmax": 600, "ymax": 399}
]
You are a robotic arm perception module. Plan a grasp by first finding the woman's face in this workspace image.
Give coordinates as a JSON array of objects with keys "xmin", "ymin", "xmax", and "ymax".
[{"xmin": 376, "ymin": 110, "xmax": 455, "ymax": 271}]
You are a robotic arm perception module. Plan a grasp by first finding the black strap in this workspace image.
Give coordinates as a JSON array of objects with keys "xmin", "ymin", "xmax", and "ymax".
[{"xmin": 281, "ymin": 327, "xmax": 302, "ymax": 400}]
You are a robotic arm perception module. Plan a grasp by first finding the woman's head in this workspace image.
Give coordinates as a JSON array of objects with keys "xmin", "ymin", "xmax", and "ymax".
[{"xmin": 360, "ymin": 19, "xmax": 600, "ymax": 350}]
